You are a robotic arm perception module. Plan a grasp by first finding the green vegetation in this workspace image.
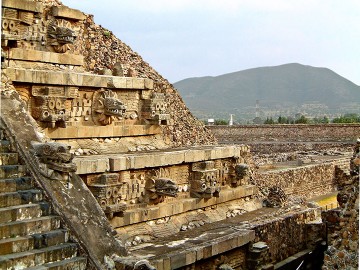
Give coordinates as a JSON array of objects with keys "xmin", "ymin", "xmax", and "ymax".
[
  {"xmin": 214, "ymin": 119, "xmax": 228, "ymax": 125},
  {"xmin": 332, "ymin": 113, "xmax": 360, "ymax": 123},
  {"xmin": 263, "ymin": 114, "xmax": 360, "ymax": 125},
  {"xmin": 103, "ymin": 30, "xmax": 111, "ymax": 37},
  {"xmin": 312, "ymin": 116, "xmax": 330, "ymax": 124},
  {"xmin": 294, "ymin": 115, "xmax": 309, "ymax": 124}
]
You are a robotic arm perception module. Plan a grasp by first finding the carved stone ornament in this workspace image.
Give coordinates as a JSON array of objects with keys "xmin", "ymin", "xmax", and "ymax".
[
  {"xmin": 93, "ymin": 89, "xmax": 127, "ymax": 125},
  {"xmin": 190, "ymin": 162, "xmax": 220, "ymax": 199},
  {"xmin": 47, "ymin": 19, "xmax": 76, "ymax": 53},
  {"xmin": 142, "ymin": 93, "xmax": 170, "ymax": 125},
  {"xmin": 32, "ymin": 96, "xmax": 68, "ymax": 128},
  {"xmin": 145, "ymin": 169, "xmax": 178, "ymax": 204},
  {"xmin": 133, "ymin": 260, "xmax": 156, "ymax": 270},
  {"xmin": 88, "ymin": 173, "xmax": 128, "ymax": 219},
  {"xmin": 231, "ymin": 163, "xmax": 249, "ymax": 187},
  {"xmin": 31, "ymin": 141, "xmax": 77, "ymax": 180}
]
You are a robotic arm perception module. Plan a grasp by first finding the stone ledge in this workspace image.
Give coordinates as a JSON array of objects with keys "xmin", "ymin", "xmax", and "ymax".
[
  {"xmin": 131, "ymin": 227, "xmax": 255, "ymax": 269},
  {"xmin": 46, "ymin": 125, "xmax": 161, "ymax": 140},
  {"xmin": 75, "ymin": 156, "xmax": 110, "ymax": 174},
  {"xmin": 5, "ymin": 68, "xmax": 154, "ymax": 90},
  {"xmin": 2, "ymin": 0, "xmax": 43, "ymax": 13},
  {"xmin": 109, "ymin": 145, "xmax": 248, "ymax": 171},
  {"xmin": 51, "ymin": 6, "xmax": 86, "ymax": 21},
  {"xmin": 111, "ymin": 185, "xmax": 257, "ymax": 227},
  {"xmin": 9, "ymin": 49, "xmax": 84, "ymax": 66}
]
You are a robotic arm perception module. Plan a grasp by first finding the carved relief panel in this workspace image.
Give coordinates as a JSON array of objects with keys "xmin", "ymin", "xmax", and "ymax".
[
  {"xmin": 92, "ymin": 89, "xmax": 127, "ymax": 125},
  {"xmin": 30, "ymin": 85, "xmax": 78, "ymax": 128},
  {"xmin": 144, "ymin": 168, "xmax": 178, "ymax": 204},
  {"xmin": 25, "ymin": 85, "xmax": 170, "ymax": 133},
  {"xmin": 190, "ymin": 161, "xmax": 220, "ymax": 199},
  {"xmin": 142, "ymin": 93, "xmax": 170, "ymax": 125},
  {"xmin": 215, "ymin": 158, "xmax": 250, "ymax": 187},
  {"xmin": 1, "ymin": 4, "xmax": 80, "ymax": 53}
]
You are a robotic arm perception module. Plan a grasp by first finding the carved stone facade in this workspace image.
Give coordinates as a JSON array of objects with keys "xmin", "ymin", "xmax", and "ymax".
[
  {"xmin": 32, "ymin": 141, "xmax": 77, "ymax": 180},
  {"xmin": 1, "ymin": 0, "xmax": 83, "ymax": 55},
  {"xmin": 1, "ymin": 1, "xmax": 340, "ymax": 269},
  {"xmin": 78, "ymin": 147, "xmax": 255, "ymax": 228}
]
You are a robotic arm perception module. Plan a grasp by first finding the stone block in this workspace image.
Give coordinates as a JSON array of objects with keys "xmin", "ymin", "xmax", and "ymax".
[
  {"xmin": 186, "ymin": 250, "xmax": 197, "ymax": 265},
  {"xmin": 237, "ymin": 230, "xmax": 255, "ymax": 246},
  {"xmin": 210, "ymin": 147, "xmax": 223, "ymax": 159},
  {"xmin": 149, "ymin": 154, "xmax": 162, "ymax": 168},
  {"xmin": 9, "ymin": 49, "xmax": 83, "ymax": 66},
  {"xmin": 144, "ymin": 79, "xmax": 154, "ymax": 90},
  {"xmin": 126, "ymin": 156, "xmax": 135, "ymax": 169},
  {"xmin": 170, "ymin": 252, "xmax": 186, "ymax": 269},
  {"xmin": 147, "ymin": 207, "xmax": 160, "ymax": 220},
  {"xmin": 126, "ymin": 78, "xmax": 133, "ymax": 88},
  {"xmin": 216, "ymin": 235, "xmax": 238, "ymax": 255},
  {"xmin": 154, "ymin": 260, "xmax": 164, "ymax": 270},
  {"xmin": 132, "ymin": 78, "xmax": 145, "ymax": 89},
  {"xmin": 172, "ymin": 202, "xmax": 183, "ymax": 215},
  {"xmin": 196, "ymin": 247, "xmax": 204, "ymax": 260},
  {"xmin": 159, "ymin": 204, "xmax": 174, "ymax": 217},
  {"xmin": 129, "ymin": 211, "xmax": 142, "ymax": 224},
  {"xmin": 182, "ymin": 199, "xmax": 195, "ymax": 212},
  {"xmin": 82, "ymin": 74, "xmax": 106, "ymax": 88},
  {"xmin": 202, "ymin": 245, "xmax": 212, "ymax": 259},
  {"xmin": 51, "ymin": 6, "xmax": 86, "ymax": 21},
  {"xmin": 163, "ymin": 257, "xmax": 171, "ymax": 270},
  {"xmin": 165, "ymin": 151, "xmax": 185, "ymax": 165},
  {"xmin": 132, "ymin": 155, "xmax": 148, "ymax": 169},
  {"xmin": 109, "ymin": 77, "xmax": 127, "ymax": 88},
  {"xmin": 184, "ymin": 149, "xmax": 198, "ymax": 163},
  {"xmin": 109, "ymin": 157, "xmax": 127, "ymax": 171},
  {"xmin": 74, "ymin": 157, "xmax": 109, "ymax": 174},
  {"xmin": 211, "ymin": 242, "xmax": 219, "ymax": 256},
  {"xmin": 2, "ymin": 0, "xmax": 43, "ymax": 13},
  {"xmin": 135, "ymin": 155, "xmax": 155, "ymax": 169}
]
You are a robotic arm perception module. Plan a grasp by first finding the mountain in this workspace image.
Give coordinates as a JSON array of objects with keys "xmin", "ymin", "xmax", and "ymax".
[{"xmin": 173, "ymin": 63, "xmax": 360, "ymax": 122}]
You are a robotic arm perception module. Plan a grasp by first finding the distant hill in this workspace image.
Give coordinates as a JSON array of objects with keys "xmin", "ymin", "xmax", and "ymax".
[{"xmin": 173, "ymin": 63, "xmax": 360, "ymax": 122}]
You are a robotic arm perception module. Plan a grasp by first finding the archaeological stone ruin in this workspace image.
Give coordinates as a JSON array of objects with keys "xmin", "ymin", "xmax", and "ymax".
[{"xmin": 0, "ymin": 1, "xmax": 358, "ymax": 269}]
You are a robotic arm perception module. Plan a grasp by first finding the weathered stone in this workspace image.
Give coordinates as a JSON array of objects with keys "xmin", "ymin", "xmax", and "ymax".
[
  {"xmin": 2, "ymin": 0, "xmax": 43, "ymax": 13},
  {"xmin": 51, "ymin": 6, "xmax": 86, "ymax": 21}
]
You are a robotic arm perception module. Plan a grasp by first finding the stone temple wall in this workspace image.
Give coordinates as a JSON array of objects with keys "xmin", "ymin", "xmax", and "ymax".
[
  {"xmin": 321, "ymin": 141, "xmax": 359, "ymax": 270},
  {"xmin": 2, "ymin": 0, "xmax": 217, "ymax": 148},
  {"xmin": 209, "ymin": 124, "xmax": 360, "ymax": 144},
  {"xmin": 254, "ymin": 158, "xmax": 349, "ymax": 200}
]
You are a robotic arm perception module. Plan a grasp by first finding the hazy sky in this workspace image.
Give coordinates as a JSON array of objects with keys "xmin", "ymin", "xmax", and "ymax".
[{"xmin": 61, "ymin": 0, "xmax": 360, "ymax": 85}]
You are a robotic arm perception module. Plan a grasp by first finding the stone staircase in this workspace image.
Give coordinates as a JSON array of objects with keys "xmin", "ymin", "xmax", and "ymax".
[{"xmin": 0, "ymin": 130, "xmax": 87, "ymax": 270}]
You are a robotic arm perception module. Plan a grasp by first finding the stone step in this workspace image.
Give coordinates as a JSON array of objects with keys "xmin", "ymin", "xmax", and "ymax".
[
  {"xmin": 0, "ymin": 189, "xmax": 43, "ymax": 208},
  {"xmin": 24, "ymin": 256, "xmax": 87, "ymax": 270},
  {"xmin": 0, "ymin": 177, "xmax": 35, "ymax": 193},
  {"xmin": 0, "ymin": 242, "xmax": 78, "ymax": 269},
  {"xmin": 0, "ymin": 165, "xmax": 27, "ymax": 179},
  {"xmin": 0, "ymin": 202, "xmax": 51, "ymax": 224},
  {"xmin": 0, "ymin": 140, "xmax": 11, "ymax": 153},
  {"xmin": 0, "ymin": 215, "xmax": 61, "ymax": 239},
  {"xmin": 0, "ymin": 229, "xmax": 68, "ymax": 256},
  {"xmin": 0, "ymin": 153, "xmax": 19, "ymax": 165}
]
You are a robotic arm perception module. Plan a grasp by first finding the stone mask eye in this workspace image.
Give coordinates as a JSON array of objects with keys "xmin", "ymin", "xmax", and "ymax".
[
  {"xmin": 201, "ymin": 183, "xmax": 206, "ymax": 189},
  {"xmin": 213, "ymin": 181, "xmax": 217, "ymax": 186},
  {"xmin": 58, "ymin": 146, "xmax": 66, "ymax": 153}
]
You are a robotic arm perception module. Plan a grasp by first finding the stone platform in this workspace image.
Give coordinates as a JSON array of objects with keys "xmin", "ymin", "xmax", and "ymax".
[{"xmin": 127, "ymin": 206, "xmax": 321, "ymax": 269}]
